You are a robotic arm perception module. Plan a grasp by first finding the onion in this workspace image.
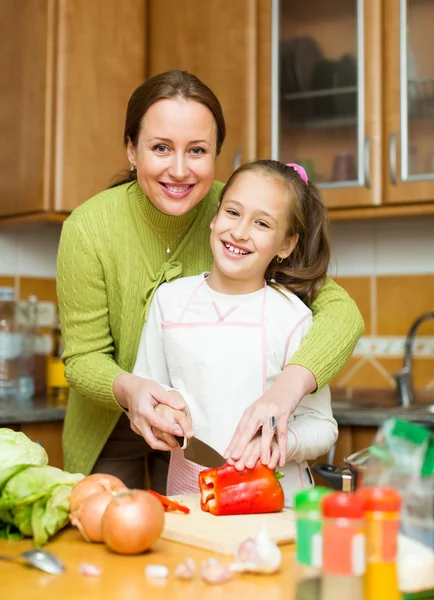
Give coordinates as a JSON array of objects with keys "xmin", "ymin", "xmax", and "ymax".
[
  {"xmin": 69, "ymin": 473, "xmax": 126, "ymax": 512},
  {"xmin": 70, "ymin": 491, "xmax": 114, "ymax": 542},
  {"xmin": 102, "ymin": 489, "xmax": 164, "ymax": 555}
]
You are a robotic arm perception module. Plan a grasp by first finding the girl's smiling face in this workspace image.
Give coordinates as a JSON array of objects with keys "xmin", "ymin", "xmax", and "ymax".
[
  {"xmin": 208, "ymin": 171, "xmax": 298, "ymax": 295},
  {"xmin": 127, "ymin": 98, "xmax": 217, "ymax": 216}
]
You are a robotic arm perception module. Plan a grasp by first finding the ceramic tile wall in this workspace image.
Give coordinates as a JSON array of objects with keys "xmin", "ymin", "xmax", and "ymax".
[
  {"xmin": 329, "ymin": 216, "xmax": 434, "ymax": 392},
  {"xmin": 1, "ymin": 216, "xmax": 434, "ymax": 390}
]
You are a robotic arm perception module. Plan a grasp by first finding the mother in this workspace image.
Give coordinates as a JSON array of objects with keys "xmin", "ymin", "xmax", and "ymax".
[{"xmin": 57, "ymin": 70, "xmax": 364, "ymax": 491}]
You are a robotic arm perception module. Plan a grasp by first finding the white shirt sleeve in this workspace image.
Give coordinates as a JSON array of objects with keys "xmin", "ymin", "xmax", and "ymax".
[
  {"xmin": 282, "ymin": 305, "xmax": 338, "ymax": 463},
  {"xmin": 286, "ymin": 387, "xmax": 338, "ymax": 463},
  {"xmin": 132, "ymin": 291, "xmax": 172, "ymax": 388}
]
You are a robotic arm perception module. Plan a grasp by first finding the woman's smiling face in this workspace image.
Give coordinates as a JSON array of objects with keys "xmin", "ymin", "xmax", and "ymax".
[
  {"xmin": 208, "ymin": 171, "xmax": 298, "ymax": 295},
  {"xmin": 127, "ymin": 98, "xmax": 217, "ymax": 216}
]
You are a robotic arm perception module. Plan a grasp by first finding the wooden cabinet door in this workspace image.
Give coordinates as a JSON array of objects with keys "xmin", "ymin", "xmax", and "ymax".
[
  {"xmin": 0, "ymin": 0, "xmax": 54, "ymax": 217},
  {"xmin": 384, "ymin": 0, "xmax": 434, "ymax": 204},
  {"xmin": 0, "ymin": 0, "xmax": 146, "ymax": 218},
  {"xmin": 147, "ymin": 0, "xmax": 258, "ymax": 183},
  {"xmin": 272, "ymin": 0, "xmax": 383, "ymax": 210},
  {"xmin": 20, "ymin": 422, "xmax": 64, "ymax": 470},
  {"xmin": 52, "ymin": 0, "xmax": 146, "ymax": 212}
]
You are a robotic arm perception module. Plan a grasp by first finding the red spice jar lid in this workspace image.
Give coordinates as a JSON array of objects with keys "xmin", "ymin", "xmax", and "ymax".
[
  {"xmin": 322, "ymin": 492, "xmax": 365, "ymax": 519},
  {"xmin": 356, "ymin": 487, "xmax": 401, "ymax": 512}
]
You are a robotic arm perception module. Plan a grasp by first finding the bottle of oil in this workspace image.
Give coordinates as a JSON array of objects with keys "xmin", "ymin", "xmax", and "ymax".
[{"xmin": 46, "ymin": 308, "xmax": 68, "ymax": 404}]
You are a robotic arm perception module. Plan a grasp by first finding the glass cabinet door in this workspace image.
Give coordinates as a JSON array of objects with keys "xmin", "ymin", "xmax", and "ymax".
[
  {"xmin": 401, "ymin": 0, "xmax": 434, "ymax": 182},
  {"xmin": 271, "ymin": 0, "xmax": 379, "ymax": 208}
]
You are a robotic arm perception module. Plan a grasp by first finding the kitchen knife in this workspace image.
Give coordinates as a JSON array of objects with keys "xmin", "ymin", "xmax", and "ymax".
[{"xmin": 175, "ymin": 436, "xmax": 226, "ymax": 468}]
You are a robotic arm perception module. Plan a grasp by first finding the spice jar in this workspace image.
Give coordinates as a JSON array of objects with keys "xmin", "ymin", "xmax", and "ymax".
[
  {"xmin": 321, "ymin": 492, "xmax": 365, "ymax": 600},
  {"xmin": 356, "ymin": 487, "xmax": 401, "ymax": 600},
  {"xmin": 294, "ymin": 487, "xmax": 331, "ymax": 568}
]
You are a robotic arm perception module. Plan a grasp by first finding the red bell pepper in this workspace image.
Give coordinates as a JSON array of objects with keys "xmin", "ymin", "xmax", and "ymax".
[
  {"xmin": 147, "ymin": 490, "xmax": 190, "ymax": 514},
  {"xmin": 199, "ymin": 463, "xmax": 284, "ymax": 516}
]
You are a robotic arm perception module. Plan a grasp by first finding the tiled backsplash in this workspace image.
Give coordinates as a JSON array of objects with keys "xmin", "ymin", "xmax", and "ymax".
[{"xmin": 1, "ymin": 216, "xmax": 433, "ymax": 390}]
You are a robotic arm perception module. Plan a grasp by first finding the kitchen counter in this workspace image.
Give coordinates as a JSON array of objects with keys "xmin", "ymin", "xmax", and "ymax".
[
  {"xmin": 0, "ymin": 527, "xmax": 300, "ymax": 600},
  {"xmin": 1, "ymin": 394, "xmax": 434, "ymax": 428},
  {"xmin": 0, "ymin": 396, "xmax": 66, "ymax": 425}
]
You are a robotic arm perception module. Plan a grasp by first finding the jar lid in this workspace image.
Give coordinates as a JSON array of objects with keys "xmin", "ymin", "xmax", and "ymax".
[
  {"xmin": 322, "ymin": 491, "xmax": 364, "ymax": 519},
  {"xmin": 0, "ymin": 287, "xmax": 15, "ymax": 301},
  {"xmin": 294, "ymin": 486, "xmax": 331, "ymax": 511},
  {"xmin": 356, "ymin": 487, "xmax": 401, "ymax": 512}
]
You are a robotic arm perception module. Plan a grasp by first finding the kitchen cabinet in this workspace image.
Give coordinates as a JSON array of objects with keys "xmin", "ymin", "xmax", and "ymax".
[
  {"xmin": 272, "ymin": 0, "xmax": 434, "ymax": 217},
  {"xmin": 383, "ymin": 0, "xmax": 434, "ymax": 205},
  {"xmin": 0, "ymin": 0, "xmax": 146, "ymax": 220},
  {"xmin": 272, "ymin": 0, "xmax": 382, "ymax": 210}
]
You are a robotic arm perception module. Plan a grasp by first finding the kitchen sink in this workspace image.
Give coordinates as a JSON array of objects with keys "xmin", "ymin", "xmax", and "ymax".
[{"xmin": 393, "ymin": 404, "xmax": 434, "ymax": 414}]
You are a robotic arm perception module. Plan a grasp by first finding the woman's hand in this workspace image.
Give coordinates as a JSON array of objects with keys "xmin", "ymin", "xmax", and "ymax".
[
  {"xmin": 113, "ymin": 374, "xmax": 193, "ymax": 450},
  {"xmin": 227, "ymin": 433, "xmax": 280, "ymax": 471},
  {"xmin": 224, "ymin": 365, "xmax": 317, "ymax": 467}
]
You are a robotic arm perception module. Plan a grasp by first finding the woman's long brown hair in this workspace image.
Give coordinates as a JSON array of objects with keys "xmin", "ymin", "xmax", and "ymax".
[{"xmin": 219, "ymin": 160, "xmax": 330, "ymax": 307}]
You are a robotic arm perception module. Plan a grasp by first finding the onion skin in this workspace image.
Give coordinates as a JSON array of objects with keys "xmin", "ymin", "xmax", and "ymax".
[
  {"xmin": 70, "ymin": 491, "xmax": 114, "ymax": 543},
  {"xmin": 69, "ymin": 473, "xmax": 126, "ymax": 513},
  {"xmin": 102, "ymin": 489, "xmax": 165, "ymax": 555}
]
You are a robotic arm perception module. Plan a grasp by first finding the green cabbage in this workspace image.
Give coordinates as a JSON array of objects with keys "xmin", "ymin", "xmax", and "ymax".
[
  {"xmin": 0, "ymin": 428, "xmax": 84, "ymax": 546},
  {"xmin": 0, "ymin": 428, "xmax": 48, "ymax": 470}
]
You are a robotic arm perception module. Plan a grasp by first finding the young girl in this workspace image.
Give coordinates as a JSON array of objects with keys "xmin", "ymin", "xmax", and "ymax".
[{"xmin": 133, "ymin": 160, "xmax": 338, "ymax": 504}]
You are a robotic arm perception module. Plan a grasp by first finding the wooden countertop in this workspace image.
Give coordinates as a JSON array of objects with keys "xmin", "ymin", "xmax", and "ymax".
[{"xmin": 0, "ymin": 527, "xmax": 300, "ymax": 600}]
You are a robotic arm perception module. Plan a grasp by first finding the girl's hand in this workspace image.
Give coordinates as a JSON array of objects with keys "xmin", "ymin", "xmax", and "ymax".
[
  {"xmin": 227, "ymin": 434, "xmax": 280, "ymax": 471},
  {"xmin": 152, "ymin": 400, "xmax": 193, "ymax": 449},
  {"xmin": 113, "ymin": 374, "xmax": 193, "ymax": 451},
  {"xmin": 224, "ymin": 365, "xmax": 316, "ymax": 467}
]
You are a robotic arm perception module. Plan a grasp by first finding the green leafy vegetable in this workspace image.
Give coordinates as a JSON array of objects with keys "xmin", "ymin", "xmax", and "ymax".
[{"xmin": 0, "ymin": 428, "xmax": 84, "ymax": 546}]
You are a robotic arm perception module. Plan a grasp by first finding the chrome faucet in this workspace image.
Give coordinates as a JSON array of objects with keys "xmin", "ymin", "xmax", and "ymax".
[{"xmin": 392, "ymin": 311, "xmax": 434, "ymax": 407}]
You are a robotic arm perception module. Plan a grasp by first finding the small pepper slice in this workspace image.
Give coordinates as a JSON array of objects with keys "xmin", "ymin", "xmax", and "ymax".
[
  {"xmin": 148, "ymin": 490, "xmax": 190, "ymax": 514},
  {"xmin": 199, "ymin": 463, "xmax": 284, "ymax": 516}
]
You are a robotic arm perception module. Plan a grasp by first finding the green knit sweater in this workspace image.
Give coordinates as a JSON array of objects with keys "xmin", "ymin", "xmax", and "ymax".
[{"xmin": 57, "ymin": 181, "xmax": 364, "ymax": 475}]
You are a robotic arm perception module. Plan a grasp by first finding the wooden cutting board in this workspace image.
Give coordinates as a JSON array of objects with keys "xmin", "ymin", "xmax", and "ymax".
[{"xmin": 161, "ymin": 494, "xmax": 296, "ymax": 555}]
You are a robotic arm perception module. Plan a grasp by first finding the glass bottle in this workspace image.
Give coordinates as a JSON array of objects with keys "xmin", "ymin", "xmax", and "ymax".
[
  {"xmin": 17, "ymin": 295, "xmax": 38, "ymax": 400},
  {"xmin": 46, "ymin": 308, "xmax": 68, "ymax": 404},
  {"xmin": 0, "ymin": 287, "xmax": 20, "ymax": 400}
]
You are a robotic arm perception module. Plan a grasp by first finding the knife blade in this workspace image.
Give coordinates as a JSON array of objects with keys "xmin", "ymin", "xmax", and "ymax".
[{"xmin": 175, "ymin": 436, "xmax": 226, "ymax": 468}]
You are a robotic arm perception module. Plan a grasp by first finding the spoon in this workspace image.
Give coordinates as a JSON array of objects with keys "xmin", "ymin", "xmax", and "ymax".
[{"xmin": 0, "ymin": 548, "xmax": 65, "ymax": 574}]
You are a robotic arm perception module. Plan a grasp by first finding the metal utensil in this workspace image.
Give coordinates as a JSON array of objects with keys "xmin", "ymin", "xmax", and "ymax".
[
  {"xmin": 176, "ymin": 436, "xmax": 226, "ymax": 468},
  {"xmin": 0, "ymin": 548, "xmax": 65, "ymax": 574}
]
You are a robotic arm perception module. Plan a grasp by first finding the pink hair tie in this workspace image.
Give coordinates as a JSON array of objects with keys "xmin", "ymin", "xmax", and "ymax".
[{"xmin": 286, "ymin": 163, "xmax": 308, "ymax": 184}]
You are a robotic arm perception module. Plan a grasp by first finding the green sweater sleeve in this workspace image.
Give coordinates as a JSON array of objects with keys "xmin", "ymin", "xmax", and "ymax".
[
  {"xmin": 288, "ymin": 277, "xmax": 365, "ymax": 391},
  {"xmin": 56, "ymin": 219, "xmax": 125, "ymax": 409}
]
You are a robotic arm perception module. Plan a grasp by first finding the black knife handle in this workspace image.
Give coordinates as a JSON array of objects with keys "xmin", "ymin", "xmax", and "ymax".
[{"xmin": 174, "ymin": 435, "xmax": 187, "ymax": 449}]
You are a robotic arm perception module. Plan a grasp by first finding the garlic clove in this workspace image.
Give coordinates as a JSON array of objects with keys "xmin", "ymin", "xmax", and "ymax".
[
  {"xmin": 230, "ymin": 526, "xmax": 282, "ymax": 574},
  {"xmin": 200, "ymin": 558, "xmax": 232, "ymax": 584},
  {"xmin": 174, "ymin": 558, "xmax": 196, "ymax": 580}
]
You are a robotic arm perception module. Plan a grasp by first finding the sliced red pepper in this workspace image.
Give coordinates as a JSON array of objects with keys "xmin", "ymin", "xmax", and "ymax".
[
  {"xmin": 199, "ymin": 463, "xmax": 284, "ymax": 516},
  {"xmin": 147, "ymin": 490, "xmax": 190, "ymax": 514}
]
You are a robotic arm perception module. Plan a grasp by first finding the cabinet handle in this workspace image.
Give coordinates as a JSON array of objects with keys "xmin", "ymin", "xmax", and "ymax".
[
  {"xmin": 364, "ymin": 135, "xmax": 371, "ymax": 188},
  {"xmin": 233, "ymin": 148, "xmax": 242, "ymax": 171},
  {"xmin": 389, "ymin": 132, "xmax": 398, "ymax": 185}
]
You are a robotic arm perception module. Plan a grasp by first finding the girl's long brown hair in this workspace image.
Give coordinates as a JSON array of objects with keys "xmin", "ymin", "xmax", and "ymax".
[
  {"xmin": 110, "ymin": 70, "xmax": 226, "ymax": 188},
  {"xmin": 219, "ymin": 160, "xmax": 330, "ymax": 307}
]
